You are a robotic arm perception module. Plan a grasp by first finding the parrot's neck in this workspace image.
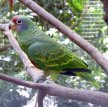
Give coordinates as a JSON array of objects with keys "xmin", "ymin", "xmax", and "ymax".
[
  {"xmin": 18, "ymin": 23, "xmax": 38, "ymax": 40},
  {"xmin": 17, "ymin": 23, "xmax": 53, "ymax": 52}
]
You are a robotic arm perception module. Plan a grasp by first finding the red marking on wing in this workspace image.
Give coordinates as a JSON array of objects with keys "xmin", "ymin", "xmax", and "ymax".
[{"xmin": 30, "ymin": 60, "xmax": 39, "ymax": 68}]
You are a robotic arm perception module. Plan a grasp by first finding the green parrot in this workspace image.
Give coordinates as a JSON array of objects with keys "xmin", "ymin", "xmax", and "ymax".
[{"xmin": 9, "ymin": 15, "xmax": 101, "ymax": 88}]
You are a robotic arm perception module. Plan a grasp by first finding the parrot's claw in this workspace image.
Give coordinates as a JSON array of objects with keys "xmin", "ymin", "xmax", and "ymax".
[
  {"xmin": 36, "ymin": 76, "xmax": 53, "ymax": 83},
  {"xmin": 46, "ymin": 76, "xmax": 52, "ymax": 81},
  {"xmin": 36, "ymin": 78, "xmax": 46, "ymax": 83}
]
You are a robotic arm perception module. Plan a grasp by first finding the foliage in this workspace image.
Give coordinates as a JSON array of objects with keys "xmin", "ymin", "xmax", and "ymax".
[{"xmin": 67, "ymin": 0, "xmax": 85, "ymax": 14}]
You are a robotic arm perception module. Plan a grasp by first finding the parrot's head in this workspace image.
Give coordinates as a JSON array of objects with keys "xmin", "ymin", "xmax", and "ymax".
[{"xmin": 9, "ymin": 15, "xmax": 33, "ymax": 32}]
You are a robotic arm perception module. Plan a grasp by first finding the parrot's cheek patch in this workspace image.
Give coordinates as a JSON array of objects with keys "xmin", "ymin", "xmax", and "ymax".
[{"xmin": 11, "ymin": 25, "xmax": 17, "ymax": 30}]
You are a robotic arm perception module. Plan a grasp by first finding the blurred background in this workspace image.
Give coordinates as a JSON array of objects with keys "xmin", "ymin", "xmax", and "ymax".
[{"xmin": 0, "ymin": 0, "xmax": 108, "ymax": 107}]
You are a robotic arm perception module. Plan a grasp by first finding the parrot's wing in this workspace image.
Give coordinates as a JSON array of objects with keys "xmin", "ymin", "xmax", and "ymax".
[
  {"xmin": 27, "ymin": 41, "xmax": 88, "ymax": 72},
  {"xmin": 27, "ymin": 41, "xmax": 101, "ymax": 88}
]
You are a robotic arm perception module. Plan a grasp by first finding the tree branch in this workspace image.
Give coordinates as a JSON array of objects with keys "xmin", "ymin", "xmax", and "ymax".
[
  {"xmin": 0, "ymin": 72, "xmax": 108, "ymax": 106},
  {"xmin": 19, "ymin": 0, "xmax": 108, "ymax": 75},
  {"xmin": 35, "ymin": 90, "xmax": 46, "ymax": 107},
  {"xmin": 100, "ymin": 0, "xmax": 108, "ymax": 24},
  {"xmin": 0, "ymin": 45, "xmax": 12, "ymax": 51}
]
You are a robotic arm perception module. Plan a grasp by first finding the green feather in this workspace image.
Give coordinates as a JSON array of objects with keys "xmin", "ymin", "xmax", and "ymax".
[{"xmin": 74, "ymin": 72, "xmax": 101, "ymax": 88}]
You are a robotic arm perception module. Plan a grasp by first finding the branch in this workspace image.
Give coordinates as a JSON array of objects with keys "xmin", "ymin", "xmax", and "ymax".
[
  {"xmin": 19, "ymin": 0, "xmax": 108, "ymax": 75},
  {"xmin": 100, "ymin": 0, "xmax": 108, "ymax": 24},
  {"xmin": 35, "ymin": 90, "xmax": 46, "ymax": 107},
  {"xmin": 0, "ymin": 45, "xmax": 12, "ymax": 51},
  {"xmin": 0, "ymin": 72, "xmax": 108, "ymax": 106}
]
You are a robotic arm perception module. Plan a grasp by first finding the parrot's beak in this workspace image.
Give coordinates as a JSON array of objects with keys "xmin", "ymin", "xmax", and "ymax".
[{"xmin": 9, "ymin": 21, "xmax": 16, "ymax": 30}]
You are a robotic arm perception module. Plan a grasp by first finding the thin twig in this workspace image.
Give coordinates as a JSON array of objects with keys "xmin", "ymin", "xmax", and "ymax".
[{"xmin": 0, "ymin": 45, "xmax": 12, "ymax": 51}]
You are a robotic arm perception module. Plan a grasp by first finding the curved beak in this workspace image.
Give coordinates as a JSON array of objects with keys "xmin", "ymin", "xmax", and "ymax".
[{"xmin": 9, "ymin": 21, "xmax": 16, "ymax": 30}]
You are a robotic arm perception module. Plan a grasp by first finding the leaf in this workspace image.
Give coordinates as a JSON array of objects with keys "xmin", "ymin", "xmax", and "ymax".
[{"xmin": 66, "ymin": 0, "xmax": 85, "ymax": 14}]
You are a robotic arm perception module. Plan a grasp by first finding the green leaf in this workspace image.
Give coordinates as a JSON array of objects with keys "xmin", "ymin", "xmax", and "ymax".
[{"xmin": 66, "ymin": 0, "xmax": 85, "ymax": 14}]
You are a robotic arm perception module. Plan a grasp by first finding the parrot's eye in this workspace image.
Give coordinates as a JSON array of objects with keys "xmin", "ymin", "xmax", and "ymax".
[{"xmin": 16, "ymin": 20, "xmax": 22, "ymax": 24}]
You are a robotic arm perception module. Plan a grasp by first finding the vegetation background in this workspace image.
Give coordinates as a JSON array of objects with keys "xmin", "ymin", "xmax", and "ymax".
[{"xmin": 0, "ymin": 0, "xmax": 108, "ymax": 107}]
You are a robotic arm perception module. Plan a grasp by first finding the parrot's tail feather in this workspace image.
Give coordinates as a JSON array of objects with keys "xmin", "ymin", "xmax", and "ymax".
[
  {"xmin": 61, "ymin": 68, "xmax": 91, "ymax": 76},
  {"xmin": 74, "ymin": 72, "xmax": 101, "ymax": 88},
  {"xmin": 61, "ymin": 68, "xmax": 101, "ymax": 88}
]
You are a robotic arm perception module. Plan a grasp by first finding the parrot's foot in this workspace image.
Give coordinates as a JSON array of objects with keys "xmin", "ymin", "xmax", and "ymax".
[
  {"xmin": 37, "ymin": 78, "xmax": 46, "ymax": 83},
  {"xmin": 37, "ymin": 76, "xmax": 54, "ymax": 84},
  {"xmin": 45, "ymin": 76, "xmax": 56, "ymax": 85},
  {"xmin": 46, "ymin": 76, "xmax": 52, "ymax": 81},
  {"xmin": 42, "ymin": 78, "xmax": 55, "ymax": 85}
]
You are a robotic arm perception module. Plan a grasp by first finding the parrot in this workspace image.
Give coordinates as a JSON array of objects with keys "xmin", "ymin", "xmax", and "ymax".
[{"xmin": 9, "ymin": 15, "xmax": 101, "ymax": 88}]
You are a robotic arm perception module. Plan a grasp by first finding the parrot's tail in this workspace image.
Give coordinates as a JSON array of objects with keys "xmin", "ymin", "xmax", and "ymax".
[
  {"xmin": 61, "ymin": 68, "xmax": 101, "ymax": 88},
  {"xmin": 74, "ymin": 72, "xmax": 101, "ymax": 88}
]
